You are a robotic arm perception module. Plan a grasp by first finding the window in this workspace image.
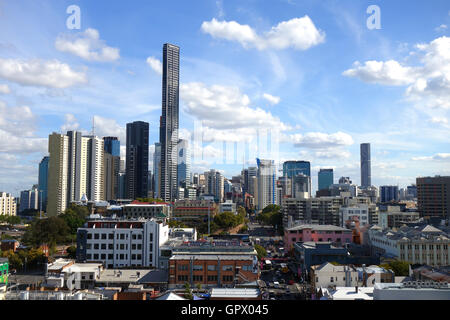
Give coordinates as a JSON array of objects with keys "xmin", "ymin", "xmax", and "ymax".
[
  {"xmin": 222, "ymin": 275, "xmax": 233, "ymax": 282},
  {"xmin": 120, "ymin": 254, "xmax": 124, "ymax": 260},
  {"xmin": 132, "ymin": 244, "xmax": 136, "ymax": 250},
  {"xmin": 120, "ymin": 234, "xmax": 125, "ymax": 240},
  {"xmin": 193, "ymin": 265, "xmax": 203, "ymax": 271},
  {"xmin": 178, "ymin": 264, "xmax": 189, "ymax": 271},
  {"xmin": 94, "ymin": 244, "xmax": 99, "ymax": 250},
  {"xmin": 132, "ymin": 234, "xmax": 137, "ymax": 240},
  {"xmin": 208, "ymin": 275, "xmax": 218, "ymax": 282},
  {"xmin": 87, "ymin": 234, "xmax": 92, "ymax": 239},
  {"xmin": 101, "ymin": 254, "xmax": 106, "ymax": 259},
  {"xmin": 222, "ymin": 265, "xmax": 233, "ymax": 272},
  {"xmin": 93, "ymin": 254, "xmax": 99, "ymax": 260},
  {"xmin": 108, "ymin": 233, "xmax": 114, "ymax": 240},
  {"xmin": 178, "ymin": 275, "xmax": 188, "ymax": 282},
  {"xmin": 108, "ymin": 244, "xmax": 113, "ymax": 250},
  {"xmin": 101, "ymin": 244, "xmax": 106, "ymax": 250},
  {"xmin": 193, "ymin": 275, "xmax": 203, "ymax": 282},
  {"xmin": 137, "ymin": 244, "xmax": 142, "ymax": 250},
  {"xmin": 330, "ymin": 277, "xmax": 334, "ymax": 283},
  {"xmin": 101, "ymin": 234, "xmax": 107, "ymax": 240},
  {"xmin": 207, "ymin": 265, "xmax": 217, "ymax": 271},
  {"xmin": 108, "ymin": 254, "xmax": 113, "ymax": 260},
  {"xmin": 94, "ymin": 234, "xmax": 99, "ymax": 240},
  {"xmin": 150, "ymin": 233, "xmax": 153, "ymax": 242},
  {"xmin": 132, "ymin": 254, "xmax": 136, "ymax": 260}
]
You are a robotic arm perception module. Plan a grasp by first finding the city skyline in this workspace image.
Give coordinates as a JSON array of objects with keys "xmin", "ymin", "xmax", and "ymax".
[{"xmin": 1, "ymin": 0, "xmax": 450, "ymax": 196}]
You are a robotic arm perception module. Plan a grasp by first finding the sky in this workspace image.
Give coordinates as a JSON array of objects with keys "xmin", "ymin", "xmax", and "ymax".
[{"xmin": 0, "ymin": 0, "xmax": 450, "ymax": 196}]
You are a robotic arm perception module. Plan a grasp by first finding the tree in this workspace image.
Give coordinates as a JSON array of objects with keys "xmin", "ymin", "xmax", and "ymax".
[
  {"xmin": 66, "ymin": 246, "xmax": 77, "ymax": 259},
  {"xmin": 380, "ymin": 260, "xmax": 410, "ymax": 276},
  {"xmin": 168, "ymin": 220, "xmax": 188, "ymax": 228},
  {"xmin": 184, "ymin": 282, "xmax": 193, "ymax": 300},
  {"xmin": 22, "ymin": 216, "xmax": 71, "ymax": 247},
  {"xmin": 254, "ymin": 244, "xmax": 267, "ymax": 260}
]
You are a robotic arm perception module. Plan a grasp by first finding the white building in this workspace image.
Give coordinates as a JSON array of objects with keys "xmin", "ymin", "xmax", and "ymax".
[
  {"xmin": 219, "ymin": 200, "xmax": 236, "ymax": 213},
  {"xmin": 373, "ymin": 282, "xmax": 450, "ymax": 300},
  {"xmin": 340, "ymin": 204, "xmax": 370, "ymax": 228},
  {"xmin": 311, "ymin": 263, "xmax": 359, "ymax": 291},
  {"xmin": 257, "ymin": 159, "xmax": 276, "ymax": 211},
  {"xmin": 0, "ymin": 192, "xmax": 17, "ymax": 216},
  {"xmin": 46, "ymin": 258, "xmax": 103, "ymax": 290},
  {"xmin": 77, "ymin": 218, "xmax": 169, "ymax": 269}
]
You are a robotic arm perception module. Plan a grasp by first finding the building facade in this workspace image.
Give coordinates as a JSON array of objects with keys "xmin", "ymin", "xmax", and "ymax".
[
  {"xmin": 417, "ymin": 176, "xmax": 450, "ymax": 219},
  {"xmin": 38, "ymin": 156, "xmax": 49, "ymax": 211},
  {"xmin": 126, "ymin": 121, "xmax": 149, "ymax": 200},
  {"xmin": 160, "ymin": 43, "xmax": 180, "ymax": 202},
  {"xmin": 318, "ymin": 169, "xmax": 334, "ymax": 192},
  {"xmin": 0, "ymin": 193, "xmax": 16, "ymax": 216},
  {"xmin": 360, "ymin": 143, "xmax": 371, "ymax": 188},
  {"xmin": 76, "ymin": 218, "xmax": 169, "ymax": 269}
]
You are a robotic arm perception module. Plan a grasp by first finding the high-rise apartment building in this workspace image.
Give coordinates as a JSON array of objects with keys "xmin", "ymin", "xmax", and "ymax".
[
  {"xmin": 38, "ymin": 156, "xmax": 49, "ymax": 210},
  {"xmin": 292, "ymin": 174, "xmax": 311, "ymax": 199},
  {"xmin": 205, "ymin": 169, "xmax": 224, "ymax": 203},
  {"xmin": 0, "ymin": 192, "xmax": 16, "ymax": 216},
  {"xmin": 360, "ymin": 143, "xmax": 371, "ymax": 187},
  {"xmin": 380, "ymin": 185, "xmax": 399, "ymax": 203},
  {"xmin": 177, "ymin": 139, "xmax": 190, "ymax": 188},
  {"xmin": 19, "ymin": 187, "xmax": 39, "ymax": 213},
  {"xmin": 103, "ymin": 137, "xmax": 120, "ymax": 157},
  {"xmin": 153, "ymin": 143, "xmax": 161, "ymax": 199},
  {"xmin": 103, "ymin": 137, "xmax": 120, "ymax": 201},
  {"xmin": 48, "ymin": 133, "xmax": 69, "ymax": 216},
  {"xmin": 126, "ymin": 121, "xmax": 149, "ymax": 200},
  {"xmin": 283, "ymin": 161, "xmax": 311, "ymax": 178},
  {"xmin": 160, "ymin": 43, "xmax": 180, "ymax": 202},
  {"xmin": 417, "ymin": 176, "xmax": 450, "ymax": 219},
  {"xmin": 257, "ymin": 159, "xmax": 277, "ymax": 210},
  {"xmin": 318, "ymin": 169, "xmax": 334, "ymax": 191}
]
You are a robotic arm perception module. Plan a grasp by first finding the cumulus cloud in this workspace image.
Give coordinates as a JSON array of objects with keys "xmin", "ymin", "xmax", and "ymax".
[
  {"xmin": 146, "ymin": 56, "xmax": 163, "ymax": 75},
  {"xmin": 435, "ymin": 24, "xmax": 448, "ymax": 32},
  {"xmin": 0, "ymin": 100, "xmax": 47, "ymax": 154},
  {"xmin": 342, "ymin": 60, "xmax": 416, "ymax": 86},
  {"xmin": 0, "ymin": 84, "xmax": 10, "ymax": 94},
  {"xmin": 290, "ymin": 131, "xmax": 354, "ymax": 149},
  {"xmin": 0, "ymin": 58, "xmax": 87, "ymax": 88},
  {"xmin": 181, "ymin": 82, "xmax": 289, "ymax": 134},
  {"xmin": 201, "ymin": 16, "xmax": 325, "ymax": 51},
  {"xmin": 412, "ymin": 153, "xmax": 450, "ymax": 161},
  {"xmin": 262, "ymin": 93, "xmax": 281, "ymax": 105},
  {"xmin": 61, "ymin": 113, "xmax": 80, "ymax": 132},
  {"xmin": 344, "ymin": 36, "xmax": 450, "ymax": 113},
  {"xmin": 55, "ymin": 28, "xmax": 120, "ymax": 62}
]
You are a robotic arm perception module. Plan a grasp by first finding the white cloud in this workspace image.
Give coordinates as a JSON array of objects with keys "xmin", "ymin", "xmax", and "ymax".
[
  {"xmin": 314, "ymin": 149, "xmax": 351, "ymax": 159},
  {"xmin": 344, "ymin": 36, "xmax": 450, "ymax": 113},
  {"xmin": 201, "ymin": 16, "xmax": 325, "ymax": 51},
  {"xmin": 146, "ymin": 56, "xmax": 163, "ymax": 75},
  {"xmin": 181, "ymin": 82, "xmax": 289, "ymax": 136},
  {"xmin": 412, "ymin": 153, "xmax": 450, "ymax": 161},
  {"xmin": 429, "ymin": 116, "xmax": 449, "ymax": 125},
  {"xmin": 55, "ymin": 28, "xmax": 120, "ymax": 62},
  {"xmin": 0, "ymin": 100, "xmax": 47, "ymax": 154},
  {"xmin": 61, "ymin": 113, "xmax": 80, "ymax": 132},
  {"xmin": 343, "ymin": 60, "xmax": 416, "ymax": 86},
  {"xmin": 93, "ymin": 115, "xmax": 126, "ymax": 142},
  {"xmin": 290, "ymin": 131, "xmax": 354, "ymax": 149},
  {"xmin": 0, "ymin": 58, "xmax": 87, "ymax": 88},
  {"xmin": 262, "ymin": 93, "xmax": 281, "ymax": 105},
  {"xmin": 0, "ymin": 84, "xmax": 10, "ymax": 94},
  {"xmin": 435, "ymin": 24, "xmax": 448, "ymax": 32}
]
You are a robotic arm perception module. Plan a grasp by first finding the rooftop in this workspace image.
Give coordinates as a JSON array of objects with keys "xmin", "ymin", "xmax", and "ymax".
[
  {"xmin": 170, "ymin": 254, "xmax": 255, "ymax": 261},
  {"xmin": 97, "ymin": 269, "xmax": 152, "ymax": 283},
  {"xmin": 287, "ymin": 224, "xmax": 351, "ymax": 232},
  {"xmin": 210, "ymin": 288, "xmax": 260, "ymax": 298},
  {"xmin": 321, "ymin": 286, "xmax": 374, "ymax": 300}
]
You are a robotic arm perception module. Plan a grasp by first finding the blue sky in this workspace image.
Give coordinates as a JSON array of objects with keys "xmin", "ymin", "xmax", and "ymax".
[{"xmin": 0, "ymin": 0, "xmax": 449, "ymax": 196}]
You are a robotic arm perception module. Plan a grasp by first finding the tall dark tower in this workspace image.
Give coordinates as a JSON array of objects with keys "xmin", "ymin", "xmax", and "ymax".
[
  {"xmin": 360, "ymin": 143, "xmax": 371, "ymax": 188},
  {"xmin": 160, "ymin": 43, "xmax": 180, "ymax": 202},
  {"xmin": 126, "ymin": 121, "xmax": 149, "ymax": 199}
]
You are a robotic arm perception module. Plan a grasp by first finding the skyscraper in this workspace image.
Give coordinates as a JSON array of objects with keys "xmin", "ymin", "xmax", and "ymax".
[
  {"xmin": 103, "ymin": 137, "xmax": 120, "ymax": 157},
  {"xmin": 153, "ymin": 142, "xmax": 161, "ymax": 199},
  {"xmin": 47, "ymin": 132, "xmax": 69, "ymax": 216},
  {"xmin": 380, "ymin": 185, "xmax": 399, "ymax": 203},
  {"xmin": 417, "ymin": 176, "xmax": 450, "ymax": 219},
  {"xmin": 103, "ymin": 137, "xmax": 120, "ymax": 201},
  {"xmin": 257, "ymin": 158, "xmax": 277, "ymax": 210},
  {"xmin": 360, "ymin": 143, "xmax": 371, "ymax": 187},
  {"xmin": 38, "ymin": 156, "xmax": 49, "ymax": 210},
  {"xmin": 177, "ymin": 139, "xmax": 191, "ymax": 188},
  {"xmin": 283, "ymin": 161, "xmax": 311, "ymax": 178},
  {"xmin": 318, "ymin": 169, "xmax": 334, "ymax": 191},
  {"xmin": 205, "ymin": 169, "xmax": 224, "ymax": 203},
  {"xmin": 160, "ymin": 43, "xmax": 180, "ymax": 202},
  {"xmin": 126, "ymin": 121, "xmax": 149, "ymax": 200}
]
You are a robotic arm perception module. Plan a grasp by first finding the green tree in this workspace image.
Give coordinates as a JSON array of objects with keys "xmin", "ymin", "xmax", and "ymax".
[
  {"xmin": 168, "ymin": 220, "xmax": 188, "ymax": 228},
  {"xmin": 66, "ymin": 246, "xmax": 77, "ymax": 259},
  {"xmin": 184, "ymin": 282, "xmax": 193, "ymax": 300},
  {"xmin": 381, "ymin": 260, "xmax": 410, "ymax": 276},
  {"xmin": 22, "ymin": 216, "xmax": 71, "ymax": 247},
  {"xmin": 254, "ymin": 244, "xmax": 267, "ymax": 260}
]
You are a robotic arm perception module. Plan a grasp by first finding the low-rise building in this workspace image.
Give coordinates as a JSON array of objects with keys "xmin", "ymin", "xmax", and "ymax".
[
  {"xmin": 45, "ymin": 258, "xmax": 103, "ymax": 290},
  {"xmin": 210, "ymin": 288, "xmax": 261, "ymax": 300},
  {"xmin": 122, "ymin": 202, "xmax": 171, "ymax": 220},
  {"xmin": 355, "ymin": 265, "xmax": 395, "ymax": 286},
  {"xmin": 310, "ymin": 262, "xmax": 358, "ymax": 292},
  {"xmin": 219, "ymin": 200, "xmax": 236, "ymax": 214},
  {"xmin": 168, "ymin": 240, "xmax": 259, "ymax": 289},
  {"xmin": 172, "ymin": 200, "xmax": 217, "ymax": 224},
  {"xmin": 76, "ymin": 218, "xmax": 169, "ymax": 269},
  {"xmin": 368, "ymin": 224, "xmax": 450, "ymax": 266},
  {"xmin": 0, "ymin": 192, "xmax": 16, "ymax": 216},
  {"xmin": 373, "ymin": 281, "xmax": 450, "ymax": 300},
  {"xmin": 284, "ymin": 224, "xmax": 352, "ymax": 251}
]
